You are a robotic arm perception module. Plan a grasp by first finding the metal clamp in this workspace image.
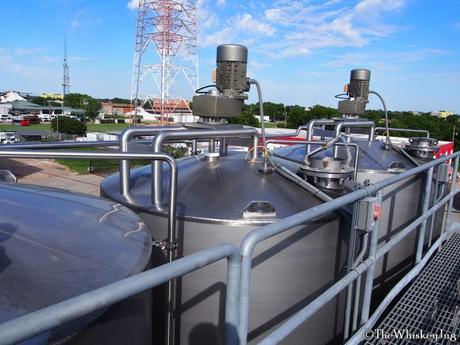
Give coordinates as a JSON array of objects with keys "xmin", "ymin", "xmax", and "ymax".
[{"xmin": 154, "ymin": 239, "xmax": 179, "ymax": 251}]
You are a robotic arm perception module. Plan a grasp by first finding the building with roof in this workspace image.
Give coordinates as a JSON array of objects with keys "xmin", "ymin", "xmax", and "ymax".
[
  {"xmin": 8, "ymin": 100, "xmax": 84, "ymax": 117},
  {"xmin": 101, "ymin": 102, "xmax": 134, "ymax": 116},
  {"xmin": 40, "ymin": 93, "xmax": 64, "ymax": 100},
  {"xmin": 0, "ymin": 92, "xmax": 26, "ymax": 103},
  {"xmin": 15, "ymin": 129, "xmax": 51, "ymax": 142}
]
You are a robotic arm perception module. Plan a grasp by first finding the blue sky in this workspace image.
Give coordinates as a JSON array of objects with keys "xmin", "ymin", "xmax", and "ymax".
[{"xmin": 1, "ymin": 0, "xmax": 459, "ymax": 112}]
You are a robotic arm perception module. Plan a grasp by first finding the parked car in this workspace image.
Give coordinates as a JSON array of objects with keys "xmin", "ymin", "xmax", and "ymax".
[
  {"xmin": 0, "ymin": 114, "xmax": 12, "ymax": 123},
  {"xmin": 39, "ymin": 114, "xmax": 51, "ymax": 122},
  {"xmin": 20, "ymin": 119, "xmax": 31, "ymax": 126},
  {"xmin": 24, "ymin": 115, "xmax": 40, "ymax": 124},
  {"xmin": 0, "ymin": 131, "xmax": 17, "ymax": 144}
]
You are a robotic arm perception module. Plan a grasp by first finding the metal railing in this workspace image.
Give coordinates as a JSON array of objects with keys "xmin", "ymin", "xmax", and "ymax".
[
  {"xmin": 0, "ymin": 243, "xmax": 240, "ymax": 345},
  {"xmin": 0, "ymin": 146, "xmax": 458, "ymax": 345},
  {"xmin": 246, "ymin": 152, "xmax": 459, "ymax": 345},
  {"xmin": 118, "ymin": 127, "xmax": 259, "ymax": 201},
  {"xmin": 375, "ymin": 127, "xmax": 430, "ymax": 138}
]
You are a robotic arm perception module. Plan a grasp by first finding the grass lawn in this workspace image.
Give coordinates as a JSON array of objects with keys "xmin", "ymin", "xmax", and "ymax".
[
  {"xmin": 54, "ymin": 147, "xmax": 153, "ymax": 175},
  {"xmin": 0, "ymin": 123, "xmax": 51, "ymax": 131},
  {"xmin": 0, "ymin": 123, "xmax": 129, "ymax": 133}
]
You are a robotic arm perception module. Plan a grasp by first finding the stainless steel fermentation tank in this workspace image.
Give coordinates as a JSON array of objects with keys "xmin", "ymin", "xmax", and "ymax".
[
  {"xmin": 100, "ymin": 126, "xmax": 441, "ymax": 345},
  {"xmin": 0, "ymin": 183, "xmax": 154, "ymax": 345},
  {"xmin": 101, "ymin": 150, "xmax": 346, "ymax": 344},
  {"xmin": 100, "ymin": 48, "xmax": 443, "ymax": 344}
]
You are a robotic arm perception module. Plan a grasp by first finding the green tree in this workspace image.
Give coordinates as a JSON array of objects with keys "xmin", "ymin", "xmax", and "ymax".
[
  {"xmin": 111, "ymin": 97, "xmax": 131, "ymax": 104},
  {"xmin": 227, "ymin": 110, "xmax": 260, "ymax": 127},
  {"xmin": 30, "ymin": 96, "xmax": 47, "ymax": 106},
  {"xmin": 84, "ymin": 98, "xmax": 102, "ymax": 122},
  {"xmin": 253, "ymin": 102, "xmax": 286, "ymax": 122},
  {"xmin": 63, "ymin": 93, "xmax": 92, "ymax": 108},
  {"xmin": 51, "ymin": 117, "xmax": 87, "ymax": 135},
  {"xmin": 286, "ymin": 106, "xmax": 310, "ymax": 128},
  {"xmin": 63, "ymin": 93, "xmax": 101, "ymax": 122}
]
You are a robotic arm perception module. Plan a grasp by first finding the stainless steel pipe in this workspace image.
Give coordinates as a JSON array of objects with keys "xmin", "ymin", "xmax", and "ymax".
[
  {"xmin": 151, "ymin": 128, "xmax": 259, "ymax": 204},
  {"xmin": 119, "ymin": 126, "xmax": 183, "ymax": 196}
]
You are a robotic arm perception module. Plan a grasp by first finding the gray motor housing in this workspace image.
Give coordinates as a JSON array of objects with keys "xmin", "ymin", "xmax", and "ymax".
[
  {"xmin": 338, "ymin": 69, "xmax": 371, "ymax": 116},
  {"xmin": 192, "ymin": 44, "xmax": 249, "ymax": 120},
  {"xmin": 338, "ymin": 98, "xmax": 368, "ymax": 116},
  {"xmin": 192, "ymin": 94, "xmax": 244, "ymax": 119},
  {"xmin": 216, "ymin": 44, "xmax": 249, "ymax": 98}
]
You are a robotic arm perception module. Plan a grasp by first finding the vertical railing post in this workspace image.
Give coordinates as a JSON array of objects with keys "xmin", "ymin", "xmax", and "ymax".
[
  {"xmin": 192, "ymin": 139, "xmax": 197, "ymax": 154},
  {"xmin": 445, "ymin": 156, "xmax": 459, "ymax": 231},
  {"xmin": 416, "ymin": 167, "xmax": 434, "ymax": 263},
  {"xmin": 225, "ymin": 251, "xmax": 241, "ymax": 345},
  {"xmin": 238, "ymin": 245, "xmax": 253, "ymax": 345},
  {"xmin": 360, "ymin": 191, "xmax": 383, "ymax": 325},
  {"xmin": 428, "ymin": 167, "xmax": 440, "ymax": 247},
  {"xmin": 343, "ymin": 199, "xmax": 360, "ymax": 340},
  {"xmin": 119, "ymin": 130, "xmax": 131, "ymax": 196}
]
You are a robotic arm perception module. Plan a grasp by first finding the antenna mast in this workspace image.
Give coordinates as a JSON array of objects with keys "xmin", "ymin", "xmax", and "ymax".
[{"xmin": 62, "ymin": 37, "xmax": 70, "ymax": 98}]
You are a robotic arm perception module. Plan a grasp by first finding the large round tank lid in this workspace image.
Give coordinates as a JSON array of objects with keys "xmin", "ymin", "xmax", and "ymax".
[
  {"xmin": 216, "ymin": 44, "xmax": 248, "ymax": 62},
  {"xmin": 350, "ymin": 69, "xmax": 371, "ymax": 81}
]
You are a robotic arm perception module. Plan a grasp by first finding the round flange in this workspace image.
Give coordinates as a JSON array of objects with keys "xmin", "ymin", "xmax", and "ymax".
[
  {"xmin": 301, "ymin": 156, "xmax": 354, "ymax": 190},
  {"xmin": 405, "ymin": 137, "xmax": 440, "ymax": 161}
]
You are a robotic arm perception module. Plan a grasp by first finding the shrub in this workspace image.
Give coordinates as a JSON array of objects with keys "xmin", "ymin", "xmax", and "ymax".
[{"xmin": 51, "ymin": 117, "xmax": 87, "ymax": 135}]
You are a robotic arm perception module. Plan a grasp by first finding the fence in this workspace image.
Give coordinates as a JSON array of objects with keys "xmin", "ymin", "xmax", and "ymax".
[{"xmin": 0, "ymin": 147, "xmax": 458, "ymax": 345}]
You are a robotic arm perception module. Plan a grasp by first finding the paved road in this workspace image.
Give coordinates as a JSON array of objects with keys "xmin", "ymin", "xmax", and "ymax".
[{"xmin": 0, "ymin": 158, "xmax": 103, "ymax": 196}]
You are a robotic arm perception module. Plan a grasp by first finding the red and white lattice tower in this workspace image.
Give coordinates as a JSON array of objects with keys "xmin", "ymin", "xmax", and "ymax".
[{"xmin": 131, "ymin": 0, "xmax": 198, "ymax": 123}]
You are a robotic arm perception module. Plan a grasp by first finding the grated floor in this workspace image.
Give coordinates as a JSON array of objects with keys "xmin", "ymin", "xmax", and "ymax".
[{"xmin": 366, "ymin": 233, "xmax": 460, "ymax": 345}]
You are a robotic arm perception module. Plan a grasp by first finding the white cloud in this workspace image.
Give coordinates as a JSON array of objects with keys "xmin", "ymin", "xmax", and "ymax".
[
  {"xmin": 322, "ymin": 48, "xmax": 450, "ymax": 69},
  {"xmin": 201, "ymin": 27, "xmax": 235, "ymax": 46},
  {"xmin": 197, "ymin": 0, "xmax": 218, "ymax": 30},
  {"xmin": 237, "ymin": 13, "xmax": 276, "ymax": 36},
  {"xmin": 216, "ymin": 0, "xmax": 225, "ymax": 7},
  {"xmin": 0, "ymin": 49, "xmax": 57, "ymax": 79},
  {"xmin": 127, "ymin": 0, "xmax": 138, "ymax": 10},
  {"xmin": 14, "ymin": 48, "xmax": 49, "ymax": 56},
  {"xmin": 251, "ymin": 0, "xmax": 409, "ymax": 58}
]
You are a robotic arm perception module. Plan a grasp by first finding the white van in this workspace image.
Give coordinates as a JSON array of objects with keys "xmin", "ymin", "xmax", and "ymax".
[
  {"xmin": 39, "ymin": 113, "xmax": 51, "ymax": 122},
  {"xmin": 0, "ymin": 114, "xmax": 12, "ymax": 123},
  {"xmin": 0, "ymin": 132, "xmax": 17, "ymax": 144}
]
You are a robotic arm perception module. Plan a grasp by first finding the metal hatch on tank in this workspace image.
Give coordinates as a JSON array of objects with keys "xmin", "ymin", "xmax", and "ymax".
[
  {"xmin": 0, "ymin": 183, "xmax": 153, "ymax": 345},
  {"xmin": 101, "ymin": 44, "xmax": 348, "ymax": 345}
]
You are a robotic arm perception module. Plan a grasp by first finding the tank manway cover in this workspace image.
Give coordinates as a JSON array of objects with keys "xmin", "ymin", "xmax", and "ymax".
[{"xmin": 0, "ymin": 184, "xmax": 152, "ymax": 340}]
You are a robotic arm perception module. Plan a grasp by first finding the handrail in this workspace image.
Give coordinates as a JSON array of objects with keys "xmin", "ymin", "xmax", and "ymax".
[
  {"xmin": 119, "ymin": 126, "xmax": 184, "ymax": 196},
  {"xmin": 375, "ymin": 127, "xmax": 430, "ymax": 138},
  {"xmin": 0, "ymin": 140, "xmax": 120, "ymax": 149},
  {"xmin": 151, "ymin": 128, "xmax": 259, "ymax": 203},
  {"xmin": 334, "ymin": 121, "xmax": 375, "ymax": 140},
  {"xmin": 0, "ymin": 243, "xmax": 241, "ymax": 345},
  {"xmin": 238, "ymin": 151, "xmax": 460, "ymax": 345},
  {"xmin": 0, "ymin": 145, "xmax": 458, "ymax": 345},
  {"xmin": 345, "ymin": 223, "xmax": 460, "ymax": 345},
  {"xmin": 306, "ymin": 119, "xmax": 335, "ymax": 153}
]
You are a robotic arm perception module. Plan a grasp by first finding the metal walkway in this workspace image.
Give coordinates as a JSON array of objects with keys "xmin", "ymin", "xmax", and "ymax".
[{"xmin": 366, "ymin": 233, "xmax": 460, "ymax": 345}]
